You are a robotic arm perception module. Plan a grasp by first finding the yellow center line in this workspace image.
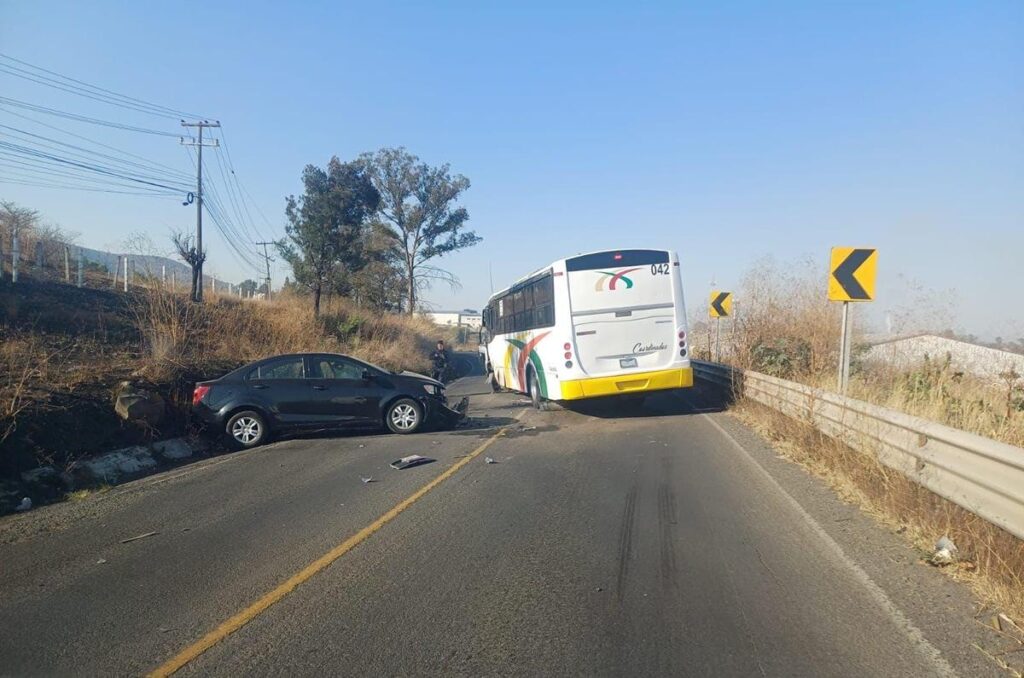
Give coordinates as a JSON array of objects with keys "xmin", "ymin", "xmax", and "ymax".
[{"xmin": 148, "ymin": 413, "xmax": 523, "ymax": 677}]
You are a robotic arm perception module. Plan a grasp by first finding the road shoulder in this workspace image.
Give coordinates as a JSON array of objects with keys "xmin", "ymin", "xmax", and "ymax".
[{"xmin": 707, "ymin": 409, "xmax": 1007, "ymax": 677}]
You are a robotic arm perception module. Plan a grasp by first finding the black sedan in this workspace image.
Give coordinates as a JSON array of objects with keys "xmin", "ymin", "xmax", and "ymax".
[{"xmin": 192, "ymin": 353, "xmax": 467, "ymax": 448}]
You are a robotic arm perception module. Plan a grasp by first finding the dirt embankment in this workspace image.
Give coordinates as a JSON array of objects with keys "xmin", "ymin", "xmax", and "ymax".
[{"xmin": 0, "ymin": 279, "xmax": 439, "ymax": 484}]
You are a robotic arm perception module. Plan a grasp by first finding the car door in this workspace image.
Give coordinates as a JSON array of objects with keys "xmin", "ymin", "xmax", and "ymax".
[
  {"xmin": 306, "ymin": 355, "xmax": 390, "ymax": 426},
  {"xmin": 246, "ymin": 356, "xmax": 309, "ymax": 424}
]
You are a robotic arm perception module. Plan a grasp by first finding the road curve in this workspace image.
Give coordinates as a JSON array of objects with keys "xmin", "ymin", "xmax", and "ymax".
[{"xmin": 0, "ymin": 387, "xmax": 1001, "ymax": 676}]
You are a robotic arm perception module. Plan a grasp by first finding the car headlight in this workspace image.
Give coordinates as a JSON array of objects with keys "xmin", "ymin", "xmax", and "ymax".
[{"xmin": 423, "ymin": 383, "xmax": 443, "ymax": 395}]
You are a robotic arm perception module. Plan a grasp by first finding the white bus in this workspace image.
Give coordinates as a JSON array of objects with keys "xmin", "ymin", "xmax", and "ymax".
[{"xmin": 480, "ymin": 249, "xmax": 693, "ymax": 408}]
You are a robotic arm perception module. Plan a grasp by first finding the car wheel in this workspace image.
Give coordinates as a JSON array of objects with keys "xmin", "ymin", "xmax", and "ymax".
[
  {"xmin": 528, "ymin": 369, "xmax": 544, "ymax": 410},
  {"xmin": 386, "ymin": 398, "xmax": 423, "ymax": 434},
  {"xmin": 226, "ymin": 410, "xmax": 267, "ymax": 449}
]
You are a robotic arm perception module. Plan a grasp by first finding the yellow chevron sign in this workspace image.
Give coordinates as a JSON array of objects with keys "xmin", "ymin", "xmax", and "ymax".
[
  {"xmin": 709, "ymin": 291, "xmax": 732, "ymax": 318},
  {"xmin": 829, "ymin": 248, "xmax": 877, "ymax": 302}
]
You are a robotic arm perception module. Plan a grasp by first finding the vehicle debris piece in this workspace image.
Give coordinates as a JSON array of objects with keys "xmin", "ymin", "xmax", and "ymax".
[
  {"xmin": 15, "ymin": 497, "xmax": 32, "ymax": 512},
  {"xmin": 390, "ymin": 455, "xmax": 435, "ymax": 470},
  {"xmin": 120, "ymin": 531, "xmax": 158, "ymax": 544},
  {"xmin": 929, "ymin": 535, "xmax": 958, "ymax": 565}
]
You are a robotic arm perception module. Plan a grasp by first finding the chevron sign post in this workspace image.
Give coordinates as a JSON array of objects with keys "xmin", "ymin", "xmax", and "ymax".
[
  {"xmin": 709, "ymin": 291, "xmax": 733, "ymax": 362},
  {"xmin": 829, "ymin": 247, "xmax": 877, "ymax": 394}
]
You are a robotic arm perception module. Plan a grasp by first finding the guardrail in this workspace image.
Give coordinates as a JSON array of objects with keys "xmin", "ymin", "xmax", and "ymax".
[{"xmin": 692, "ymin": 360, "xmax": 1024, "ymax": 541}]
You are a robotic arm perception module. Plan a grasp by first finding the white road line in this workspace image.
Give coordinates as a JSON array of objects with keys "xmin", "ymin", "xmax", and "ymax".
[{"xmin": 700, "ymin": 413, "xmax": 958, "ymax": 678}]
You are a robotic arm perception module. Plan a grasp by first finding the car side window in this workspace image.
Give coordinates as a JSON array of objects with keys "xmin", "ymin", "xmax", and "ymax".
[
  {"xmin": 258, "ymin": 357, "xmax": 304, "ymax": 380},
  {"xmin": 312, "ymin": 358, "xmax": 364, "ymax": 381}
]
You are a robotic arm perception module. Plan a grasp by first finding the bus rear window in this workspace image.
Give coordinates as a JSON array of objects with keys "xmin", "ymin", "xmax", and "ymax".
[{"xmin": 565, "ymin": 250, "xmax": 669, "ymax": 272}]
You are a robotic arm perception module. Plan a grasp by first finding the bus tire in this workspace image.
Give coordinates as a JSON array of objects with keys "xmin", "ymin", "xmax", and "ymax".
[{"xmin": 528, "ymin": 368, "xmax": 544, "ymax": 410}]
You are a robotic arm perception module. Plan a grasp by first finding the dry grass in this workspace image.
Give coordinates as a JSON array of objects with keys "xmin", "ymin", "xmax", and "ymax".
[
  {"xmin": 130, "ymin": 286, "xmax": 438, "ymax": 383},
  {"xmin": 723, "ymin": 256, "xmax": 1024, "ymax": 448},
  {"xmin": 733, "ymin": 398, "xmax": 1024, "ymax": 629}
]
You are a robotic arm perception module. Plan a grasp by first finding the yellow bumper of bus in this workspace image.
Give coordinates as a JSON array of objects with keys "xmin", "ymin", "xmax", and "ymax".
[{"xmin": 559, "ymin": 367, "xmax": 693, "ymax": 400}]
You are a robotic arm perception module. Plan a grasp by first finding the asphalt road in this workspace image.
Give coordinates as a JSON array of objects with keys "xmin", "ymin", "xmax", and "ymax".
[{"xmin": 0, "ymin": 381, "xmax": 1004, "ymax": 676}]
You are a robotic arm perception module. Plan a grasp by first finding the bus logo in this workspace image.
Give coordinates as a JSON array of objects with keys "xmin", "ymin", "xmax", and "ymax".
[{"xmin": 595, "ymin": 267, "xmax": 642, "ymax": 291}]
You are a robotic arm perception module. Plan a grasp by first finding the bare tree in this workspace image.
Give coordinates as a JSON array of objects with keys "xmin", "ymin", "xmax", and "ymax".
[
  {"xmin": 0, "ymin": 201, "xmax": 40, "ymax": 277},
  {"xmin": 172, "ymin": 231, "xmax": 206, "ymax": 302}
]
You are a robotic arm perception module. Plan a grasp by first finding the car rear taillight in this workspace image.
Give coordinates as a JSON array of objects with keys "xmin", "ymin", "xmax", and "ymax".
[
  {"xmin": 563, "ymin": 341, "xmax": 574, "ymax": 369},
  {"xmin": 192, "ymin": 384, "xmax": 211, "ymax": 406}
]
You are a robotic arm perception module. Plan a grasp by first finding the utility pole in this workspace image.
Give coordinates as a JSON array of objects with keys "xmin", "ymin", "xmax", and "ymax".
[
  {"xmin": 255, "ymin": 241, "xmax": 275, "ymax": 300},
  {"xmin": 180, "ymin": 120, "xmax": 220, "ymax": 302}
]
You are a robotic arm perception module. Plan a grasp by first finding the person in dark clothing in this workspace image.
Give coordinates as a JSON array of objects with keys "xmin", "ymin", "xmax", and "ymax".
[{"xmin": 430, "ymin": 340, "xmax": 450, "ymax": 382}]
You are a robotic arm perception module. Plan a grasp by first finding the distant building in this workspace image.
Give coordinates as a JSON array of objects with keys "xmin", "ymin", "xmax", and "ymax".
[
  {"xmin": 863, "ymin": 334, "xmax": 1024, "ymax": 382},
  {"xmin": 420, "ymin": 310, "xmax": 482, "ymax": 328}
]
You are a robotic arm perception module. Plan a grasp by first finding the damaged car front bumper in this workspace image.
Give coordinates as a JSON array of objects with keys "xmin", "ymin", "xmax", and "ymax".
[{"xmin": 426, "ymin": 396, "xmax": 469, "ymax": 429}]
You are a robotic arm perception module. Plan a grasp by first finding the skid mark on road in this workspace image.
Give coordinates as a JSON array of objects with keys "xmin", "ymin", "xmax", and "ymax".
[
  {"xmin": 657, "ymin": 481, "xmax": 678, "ymax": 588},
  {"xmin": 146, "ymin": 411, "xmax": 524, "ymax": 677},
  {"xmin": 616, "ymin": 483, "xmax": 639, "ymax": 601}
]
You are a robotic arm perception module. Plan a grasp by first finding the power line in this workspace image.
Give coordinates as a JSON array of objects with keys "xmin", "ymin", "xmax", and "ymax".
[
  {"xmin": 0, "ymin": 174, "xmax": 183, "ymax": 197},
  {"xmin": 0, "ymin": 123, "xmax": 193, "ymax": 186},
  {"xmin": 210, "ymin": 141, "xmax": 261, "ymax": 245},
  {"xmin": 0, "ymin": 96, "xmax": 181, "ymax": 136},
  {"xmin": 0, "ymin": 139, "xmax": 190, "ymax": 193},
  {"xmin": 0, "ymin": 104, "xmax": 195, "ymax": 180},
  {"xmin": 0, "ymin": 53, "xmax": 208, "ymax": 120},
  {"xmin": 216, "ymin": 126, "xmax": 275, "ymax": 242},
  {"xmin": 181, "ymin": 142, "xmax": 264, "ymax": 274},
  {"xmin": 0, "ymin": 156, "xmax": 182, "ymax": 194}
]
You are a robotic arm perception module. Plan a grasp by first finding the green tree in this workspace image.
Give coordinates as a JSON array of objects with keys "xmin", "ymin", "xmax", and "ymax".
[
  {"xmin": 278, "ymin": 157, "xmax": 380, "ymax": 316},
  {"xmin": 360, "ymin": 147, "xmax": 481, "ymax": 314},
  {"xmin": 344, "ymin": 221, "xmax": 405, "ymax": 311},
  {"xmin": 239, "ymin": 279, "xmax": 259, "ymax": 297}
]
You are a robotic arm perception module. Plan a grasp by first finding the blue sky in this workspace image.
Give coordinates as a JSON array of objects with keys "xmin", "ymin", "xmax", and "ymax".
[{"xmin": 1, "ymin": 1, "xmax": 1021, "ymax": 338}]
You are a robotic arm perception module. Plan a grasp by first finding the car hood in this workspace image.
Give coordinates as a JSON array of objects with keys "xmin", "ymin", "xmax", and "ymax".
[{"xmin": 398, "ymin": 370, "xmax": 444, "ymax": 388}]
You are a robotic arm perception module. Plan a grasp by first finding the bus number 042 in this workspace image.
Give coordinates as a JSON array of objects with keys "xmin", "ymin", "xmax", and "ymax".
[{"xmin": 651, "ymin": 263, "xmax": 670, "ymax": 275}]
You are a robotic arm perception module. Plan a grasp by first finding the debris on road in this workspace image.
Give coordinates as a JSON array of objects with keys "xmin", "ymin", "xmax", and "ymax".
[
  {"xmin": 15, "ymin": 497, "xmax": 32, "ymax": 512},
  {"xmin": 390, "ymin": 455, "xmax": 435, "ymax": 470},
  {"xmin": 96, "ymin": 558, "xmax": 107, "ymax": 565},
  {"xmin": 929, "ymin": 535, "xmax": 958, "ymax": 566},
  {"xmin": 485, "ymin": 457, "xmax": 497, "ymax": 464},
  {"xmin": 360, "ymin": 476, "xmax": 375, "ymax": 484},
  {"xmin": 120, "ymin": 531, "xmax": 158, "ymax": 544}
]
